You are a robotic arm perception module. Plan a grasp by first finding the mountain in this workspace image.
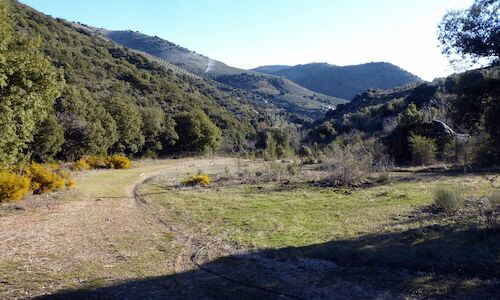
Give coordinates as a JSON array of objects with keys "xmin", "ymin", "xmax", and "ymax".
[
  {"xmin": 86, "ymin": 29, "xmax": 347, "ymax": 118},
  {"xmin": 253, "ymin": 62, "xmax": 422, "ymax": 100},
  {"xmin": 252, "ymin": 65, "xmax": 291, "ymax": 74}
]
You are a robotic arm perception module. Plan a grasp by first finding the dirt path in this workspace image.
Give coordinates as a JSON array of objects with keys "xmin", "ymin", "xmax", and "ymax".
[{"xmin": 0, "ymin": 158, "xmax": 236, "ymax": 299}]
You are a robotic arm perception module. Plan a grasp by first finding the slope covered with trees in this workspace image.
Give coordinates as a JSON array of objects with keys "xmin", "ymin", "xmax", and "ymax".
[
  {"xmin": 253, "ymin": 62, "xmax": 422, "ymax": 100},
  {"xmin": 0, "ymin": 0, "xmax": 273, "ymax": 163}
]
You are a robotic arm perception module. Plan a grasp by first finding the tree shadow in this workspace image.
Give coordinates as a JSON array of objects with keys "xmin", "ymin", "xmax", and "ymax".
[{"xmin": 35, "ymin": 224, "xmax": 499, "ymax": 299}]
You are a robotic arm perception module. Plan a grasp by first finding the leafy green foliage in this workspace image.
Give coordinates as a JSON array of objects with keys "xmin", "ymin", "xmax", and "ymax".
[
  {"xmin": 173, "ymin": 110, "xmax": 222, "ymax": 153},
  {"xmin": 140, "ymin": 106, "xmax": 178, "ymax": 155},
  {"xmin": 2, "ymin": 1, "xmax": 264, "ymax": 162},
  {"xmin": 0, "ymin": 0, "xmax": 63, "ymax": 164},
  {"xmin": 258, "ymin": 128, "xmax": 293, "ymax": 160},
  {"xmin": 104, "ymin": 96, "xmax": 144, "ymax": 154},
  {"xmin": 56, "ymin": 87, "xmax": 118, "ymax": 160},
  {"xmin": 409, "ymin": 134, "xmax": 437, "ymax": 165},
  {"xmin": 29, "ymin": 114, "xmax": 64, "ymax": 162},
  {"xmin": 438, "ymin": 0, "xmax": 499, "ymax": 69}
]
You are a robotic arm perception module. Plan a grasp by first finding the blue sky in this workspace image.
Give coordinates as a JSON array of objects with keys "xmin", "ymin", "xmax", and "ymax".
[{"xmin": 20, "ymin": 0, "xmax": 473, "ymax": 80}]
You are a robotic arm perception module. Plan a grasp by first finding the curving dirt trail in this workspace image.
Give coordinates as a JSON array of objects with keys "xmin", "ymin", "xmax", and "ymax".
[{"xmin": 0, "ymin": 158, "xmax": 393, "ymax": 299}]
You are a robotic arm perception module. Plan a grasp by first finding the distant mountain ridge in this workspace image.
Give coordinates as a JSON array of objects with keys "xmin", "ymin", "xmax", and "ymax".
[
  {"xmin": 252, "ymin": 62, "xmax": 422, "ymax": 100},
  {"xmin": 87, "ymin": 29, "xmax": 347, "ymax": 118}
]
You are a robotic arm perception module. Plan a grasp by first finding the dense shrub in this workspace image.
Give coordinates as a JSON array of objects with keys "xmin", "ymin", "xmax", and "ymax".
[
  {"xmin": 409, "ymin": 134, "xmax": 437, "ymax": 165},
  {"xmin": 107, "ymin": 155, "xmax": 131, "ymax": 169},
  {"xmin": 298, "ymin": 145, "xmax": 313, "ymax": 158},
  {"xmin": 181, "ymin": 175, "xmax": 211, "ymax": 186},
  {"xmin": 326, "ymin": 143, "xmax": 373, "ymax": 185},
  {"xmin": 24, "ymin": 163, "xmax": 66, "ymax": 194},
  {"xmin": 72, "ymin": 158, "xmax": 90, "ymax": 171},
  {"xmin": 80, "ymin": 155, "xmax": 131, "ymax": 170},
  {"xmin": 0, "ymin": 171, "xmax": 30, "ymax": 203},
  {"xmin": 433, "ymin": 186, "xmax": 464, "ymax": 215},
  {"xmin": 85, "ymin": 156, "xmax": 108, "ymax": 169}
]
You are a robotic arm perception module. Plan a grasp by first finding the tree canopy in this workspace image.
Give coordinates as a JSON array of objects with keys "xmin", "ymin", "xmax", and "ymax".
[
  {"xmin": 0, "ymin": 0, "xmax": 64, "ymax": 163},
  {"xmin": 438, "ymin": 0, "xmax": 499, "ymax": 69}
]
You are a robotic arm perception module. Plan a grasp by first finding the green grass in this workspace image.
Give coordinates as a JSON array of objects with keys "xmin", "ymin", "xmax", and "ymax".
[
  {"xmin": 140, "ymin": 172, "xmax": 500, "ymax": 297},
  {"xmin": 141, "ymin": 173, "xmax": 497, "ymax": 249}
]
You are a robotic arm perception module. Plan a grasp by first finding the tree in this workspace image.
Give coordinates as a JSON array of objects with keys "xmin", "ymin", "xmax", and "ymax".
[
  {"xmin": 438, "ymin": 0, "xmax": 499, "ymax": 69},
  {"xmin": 174, "ymin": 109, "xmax": 221, "ymax": 153},
  {"xmin": 29, "ymin": 114, "xmax": 64, "ymax": 162},
  {"xmin": 140, "ymin": 106, "xmax": 178, "ymax": 155},
  {"xmin": 56, "ymin": 87, "xmax": 118, "ymax": 160},
  {"xmin": 0, "ymin": 1, "xmax": 64, "ymax": 163},
  {"xmin": 104, "ymin": 96, "xmax": 144, "ymax": 155}
]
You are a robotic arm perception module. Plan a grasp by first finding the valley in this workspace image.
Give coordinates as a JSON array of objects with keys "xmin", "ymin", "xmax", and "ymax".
[{"xmin": 0, "ymin": 0, "xmax": 498, "ymax": 299}]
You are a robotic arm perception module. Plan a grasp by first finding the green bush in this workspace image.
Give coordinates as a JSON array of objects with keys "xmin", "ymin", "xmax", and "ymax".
[
  {"xmin": 181, "ymin": 175, "xmax": 211, "ymax": 186},
  {"xmin": 433, "ymin": 186, "xmax": 464, "ymax": 215},
  {"xmin": 409, "ymin": 134, "xmax": 437, "ymax": 165},
  {"xmin": 0, "ymin": 171, "xmax": 30, "ymax": 203},
  {"xmin": 298, "ymin": 145, "xmax": 313, "ymax": 158}
]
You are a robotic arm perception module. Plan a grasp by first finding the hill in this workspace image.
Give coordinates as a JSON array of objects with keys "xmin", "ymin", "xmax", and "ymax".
[
  {"xmin": 89, "ymin": 29, "xmax": 347, "ymax": 118},
  {"xmin": 252, "ymin": 65, "xmax": 291, "ymax": 73},
  {"xmin": 6, "ymin": 0, "xmax": 274, "ymax": 160},
  {"xmin": 305, "ymin": 65, "xmax": 500, "ymax": 163},
  {"xmin": 254, "ymin": 62, "xmax": 422, "ymax": 100}
]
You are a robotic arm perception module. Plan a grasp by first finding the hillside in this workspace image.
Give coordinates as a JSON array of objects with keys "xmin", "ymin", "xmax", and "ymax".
[
  {"xmin": 89, "ymin": 29, "xmax": 347, "ymax": 118},
  {"xmin": 8, "ymin": 1, "xmax": 269, "ymax": 159},
  {"xmin": 254, "ymin": 62, "xmax": 422, "ymax": 100}
]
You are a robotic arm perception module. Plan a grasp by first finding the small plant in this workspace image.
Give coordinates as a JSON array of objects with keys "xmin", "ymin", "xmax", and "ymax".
[
  {"xmin": 287, "ymin": 161, "xmax": 297, "ymax": 176},
  {"xmin": 106, "ymin": 155, "xmax": 131, "ymax": 169},
  {"xmin": 409, "ymin": 134, "xmax": 437, "ymax": 166},
  {"xmin": 0, "ymin": 171, "xmax": 30, "ymax": 203},
  {"xmin": 73, "ymin": 158, "xmax": 90, "ymax": 171},
  {"xmin": 255, "ymin": 170, "xmax": 263, "ymax": 177},
  {"xmin": 181, "ymin": 174, "xmax": 211, "ymax": 186},
  {"xmin": 433, "ymin": 186, "xmax": 464, "ymax": 215}
]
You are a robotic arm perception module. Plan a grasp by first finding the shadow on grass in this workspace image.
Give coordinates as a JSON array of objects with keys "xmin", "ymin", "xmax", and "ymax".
[{"xmin": 35, "ymin": 224, "xmax": 499, "ymax": 300}]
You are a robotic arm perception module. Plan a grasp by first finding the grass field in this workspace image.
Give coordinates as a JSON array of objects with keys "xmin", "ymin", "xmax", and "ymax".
[
  {"xmin": 0, "ymin": 158, "xmax": 498, "ymax": 299},
  {"xmin": 138, "ymin": 170, "xmax": 499, "ymax": 298}
]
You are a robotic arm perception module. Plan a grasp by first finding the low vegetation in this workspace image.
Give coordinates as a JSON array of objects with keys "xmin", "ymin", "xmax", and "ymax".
[
  {"xmin": 0, "ymin": 171, "xmax": 30, "ymax": 203},
  {"xmin": 181, "ymin": 174, "xmax": 211, "ymax": 187},
  {"xmin": 0, "ymin": 162, "xmax": 74, "ymax": 202},
  {"xmin": 136, "ymin": 161, "xmax": 499, "ymax": 298},
  {"xmin": 433, "ymin": 186, "xmax": 465, "ymax": 215}
]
